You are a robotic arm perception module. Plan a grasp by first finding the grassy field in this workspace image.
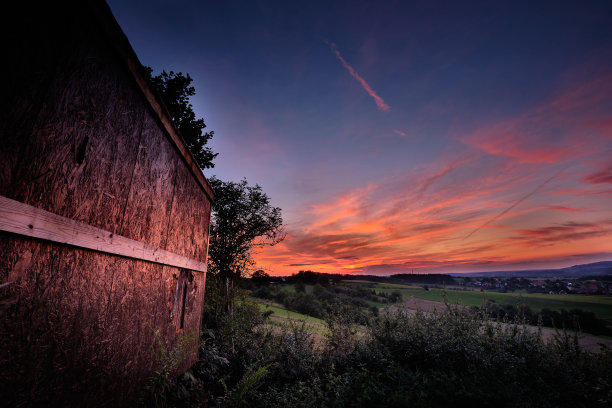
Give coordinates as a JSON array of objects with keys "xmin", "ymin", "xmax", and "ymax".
[
  {"xmin": 257, "ymin": 301, "xmax": 325, "ymax": 323},
  {"xmin": 255, "ymin": 299, "xmax": 329, "ymax": 336},
  {"xmin": 253, "ymin": 298, "xmax": 378, "ymax": 340},
  {"xmin": 249, "ymin": 280, "xmax": 612, "ymax": 346},
  {"xmin": 343, "ymin": 281, "xmax": 612, "ymax": 321},
  {"xmin": 259, "ymin": 281, "xmax": 612, "ymax": 321}
]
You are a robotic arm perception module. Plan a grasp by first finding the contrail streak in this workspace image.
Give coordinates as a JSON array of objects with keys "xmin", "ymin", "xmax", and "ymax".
[
  {"xmin": 327, "ymin": 41, "xmax": 390, "ymax": 111},
  {"xmin": 463, "ymin": 167, "xmax": 567, "ymax": 240}
]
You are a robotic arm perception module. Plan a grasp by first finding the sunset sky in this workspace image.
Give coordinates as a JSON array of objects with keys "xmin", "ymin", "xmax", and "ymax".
[{"xmin": 108, "ymin": 0, "xmax": 612, "ymax": 275}]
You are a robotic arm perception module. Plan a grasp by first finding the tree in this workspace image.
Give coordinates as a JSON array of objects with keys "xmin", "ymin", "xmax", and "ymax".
[
  {"xmin": 207, "ymin": 177, "xmax": 284, "ymax": 306},
  {"xmin": 251, "ymin": 270, "xmax": 271, "ymax": 285},
  {"xmin": 144, "ymin": 67, "xmax": 217, "ymax": 169}
]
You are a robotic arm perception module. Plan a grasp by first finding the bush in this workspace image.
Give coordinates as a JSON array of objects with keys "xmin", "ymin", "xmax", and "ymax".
[
  {"xmin": 156, "ymin": 281, "xmax": 612, "ymax": 407},
  {"xmin": 255, "ymin": 308, "xmax": 612, "ymax": 408}
]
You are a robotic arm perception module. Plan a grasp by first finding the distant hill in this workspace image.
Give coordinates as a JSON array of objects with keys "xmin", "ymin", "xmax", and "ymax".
[{"xmin": 449, "ymin": 261, "xmax": 612, "ymax": 278}]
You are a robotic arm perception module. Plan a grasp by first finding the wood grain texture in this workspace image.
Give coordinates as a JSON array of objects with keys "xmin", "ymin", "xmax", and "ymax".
[
  {"xmin": 4, "ymin": 12, "xmax": 143, "ymax": 234},
  {"xmin": 0, "ymin": 236, "xmax": 180, "ymax": 405},
  {"xmin": 165, "ymin": 162, "xmax": 212, "ymax": 261},
  {"xmin": 86, "ymin": 0, "xmax": 215, "ymax": 202},
  {"xmin": 0, "ymin": 1, "xmax": 212, "ymax": 403},
  {"xmin": 119, "ymin": 114, "xmax": 177, "ymax": 248},
  {"xmin": 0, "ymin": 195, "xmax": 206, "ymax": 272}
]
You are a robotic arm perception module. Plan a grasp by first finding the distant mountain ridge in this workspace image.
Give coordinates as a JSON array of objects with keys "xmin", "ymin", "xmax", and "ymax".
[{"xmin": 449, "ymin": 261, "xmax": 612, "ymax": 278}]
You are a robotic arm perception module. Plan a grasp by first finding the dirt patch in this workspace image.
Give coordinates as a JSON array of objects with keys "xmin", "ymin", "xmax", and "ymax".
[
  {"xmin": 537, "ymin": 327, "xmax": 612, "ymax": 352},
  {"xmin": 397, "ymin": 296, "xmax": 465, "ymax": 313}
]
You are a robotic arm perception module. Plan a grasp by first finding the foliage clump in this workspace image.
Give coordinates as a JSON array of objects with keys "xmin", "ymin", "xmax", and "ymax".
[
  {"xmin": 151, "ymin": 281, "xmax": 612, "ymax": 407},
  {"xmin": 207, "ymin": 177, "xmax": 284, "ymax": 286},
  {"xmin": 145, "ymin": 67, "xmax": 217, "ymax": 169}
]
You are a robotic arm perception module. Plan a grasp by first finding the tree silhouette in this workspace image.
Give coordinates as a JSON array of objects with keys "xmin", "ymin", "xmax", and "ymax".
[
  {"xmin": 145, "ymin": 67, "xmax": 217, "ymax": 169},
  {"xmin": 207, "ymin": 176, "xmax": 284, "ymax": 307}
]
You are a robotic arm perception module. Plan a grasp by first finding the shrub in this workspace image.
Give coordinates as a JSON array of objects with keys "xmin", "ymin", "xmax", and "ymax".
[{"xmin": 155, "ymin": 287, "xmax": 612, "ymax": 408}]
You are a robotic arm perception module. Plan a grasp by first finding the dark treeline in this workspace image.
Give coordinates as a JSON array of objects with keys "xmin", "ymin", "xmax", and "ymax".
[
  {"xmin": 251, "ymin": 270, "xmax": 456, "ymax": 286},
  {"xmin": 389, "ymin": 273, "xmax": 456, "ymax": 285}
]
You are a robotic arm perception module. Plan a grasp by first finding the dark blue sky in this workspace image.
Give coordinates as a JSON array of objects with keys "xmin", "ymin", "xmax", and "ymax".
[{"xmin": 108, "ymin": 0, "xmax": 612, "ymax": 274}]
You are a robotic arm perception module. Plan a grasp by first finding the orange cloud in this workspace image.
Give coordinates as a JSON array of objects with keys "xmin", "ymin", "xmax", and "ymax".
[
  {"xmin": 254, "ymin": 147, "xmax": 612, "ymax": 275},
  {"xmin": 253, "ymin": 71, "xmax": 612, "ymax": 276},
  {"xmin": 328, "ymin": 41, "xmax": 390, "ymax": 112},
  {"xmin": 466, "ymin": 127, "xmax": 572, "ymax": 164}
]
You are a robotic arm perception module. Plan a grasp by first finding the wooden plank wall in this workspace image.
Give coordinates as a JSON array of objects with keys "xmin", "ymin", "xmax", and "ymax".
[{"xmin": 0, "ymin": 1, "xmax": 211, "ymax": 405}]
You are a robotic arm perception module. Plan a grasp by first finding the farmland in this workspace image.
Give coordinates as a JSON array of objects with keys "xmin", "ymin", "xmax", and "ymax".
[
  {"xmin": 247, "ymin": 277, "xmax": 612, "ymax": 339},
  {"xmin": 367, "ymin": 282, "xmax": 612, "ymax": 320},
  {"xmin": 149, "ymin": 272, "xmax": 612, "ymax": 407}
]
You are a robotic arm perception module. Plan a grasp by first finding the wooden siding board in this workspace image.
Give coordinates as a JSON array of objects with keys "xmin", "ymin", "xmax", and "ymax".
[
  {"xmin": 183, "ymin": 269, "xmax": 206, "ymax": 367},
  {"xmin": 86, "ymin": 0, "xmax": 214, "ymax": 202},
  {"xmin": 119, "ymin": 113, "xmax": 177, "ymax": 248},
  {"xmin": 165, "ymin": 163, "xmax": 212, "ymax": 262},
  {"xmin": 102, "ymin": 257, "xmax": 160, "ymax": 383},
  {"xmin": 5, "ymin": 18, "xmax": 143, "ymax": 234},
  {"xmin": 0, "ymin": 235, "xmax": 190, "ymax": 404},
  {"xmin": 159, "ymin": 265, "xmax": 203, "ymax": 369}
]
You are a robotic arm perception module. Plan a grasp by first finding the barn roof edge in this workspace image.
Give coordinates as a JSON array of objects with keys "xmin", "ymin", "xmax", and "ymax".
[{"xmin": 86, "ymin": 0, "xmax": 215, "ymax": 202}]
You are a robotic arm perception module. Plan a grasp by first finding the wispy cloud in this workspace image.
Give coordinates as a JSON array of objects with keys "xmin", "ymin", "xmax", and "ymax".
[
  {"xmin": 393, "ymin": 129, "xmax": 407, "ymax": 137},
  {"xmin": 463, "ymin": 167, "xmax": 568, "ymax": 240},
  {"xmin": 511, "ymin": 221, "xmax": 612, "ymax": 247},
  {"xmin": 327, "ymin": 41, "xmax": 390, "ymax": 112},
  {"xmin": 583, "ymin": 164, "xmax": 612, "ymax": 185},
  {"xmin": 541, "ymin": 205, "xmax": 584, "ymax": 213},
  {"xmin": 463, "ymin": 72, "xmax": 612, "ymax": 164}
]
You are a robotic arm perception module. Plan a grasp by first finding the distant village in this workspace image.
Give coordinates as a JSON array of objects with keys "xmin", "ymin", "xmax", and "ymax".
[{"xmin": 459, "ymin": 276, "xmax": 612, "ymax": 295}]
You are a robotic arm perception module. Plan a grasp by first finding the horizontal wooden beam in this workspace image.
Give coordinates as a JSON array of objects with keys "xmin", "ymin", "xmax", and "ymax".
[{"xmin": 0, "ymin": 195, "xmax": 206, "ymax": 273}]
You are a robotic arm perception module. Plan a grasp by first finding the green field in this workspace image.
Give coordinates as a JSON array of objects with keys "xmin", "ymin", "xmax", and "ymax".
[
  {"xmin": 343, "ymin": 281, "xmax": 612, "ymax": 321},
  {"xmin": 252, "ymin": 280, "xmax": 612, "ymax": 326},
  {"xmin": 257, "ymin": 301, "xmax": 324, "ymax": 323},
  {"xmin": 255, "ymin": 299, "xmax": 329, "ymax": 334},
  {"xmin": 421, "ymin": 289, "xmax": 612, "ymax": 319}
]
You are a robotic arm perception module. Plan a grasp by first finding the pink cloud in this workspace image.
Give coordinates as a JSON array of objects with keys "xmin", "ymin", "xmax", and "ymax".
[
  {"xmin": 510, "ymin": 221, "xmax": 612, "ymax": 248},
  {"xmin": 328, "ymin": 41, "xmax": 390, "ymax": 112},
  {"xmin": 548, "ymin": 74, "xmax": 612, "ymax": 113},
  {"xmin": 463, "ymin": 73, "xmax": 612, "ymax": 164},
  {"xmin": 541, "ymin": 205, "xmax": 584, "ymax": 213},
  {"xmin": 583, "ymin": 164, "xmax": 612, "ymax": 185},
  {"xmin": 393, "ymin": 129, "xmax": 407, "ymax": 137},
  {"xmin": 466, "ymin": 127, "xmax": 572, "ymax": 164}
]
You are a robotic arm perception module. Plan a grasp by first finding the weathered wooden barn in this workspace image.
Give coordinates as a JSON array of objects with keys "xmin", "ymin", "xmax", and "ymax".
[{"xmin": 0, "ymin": 0, "xmax": 213, "ymax": 405}]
